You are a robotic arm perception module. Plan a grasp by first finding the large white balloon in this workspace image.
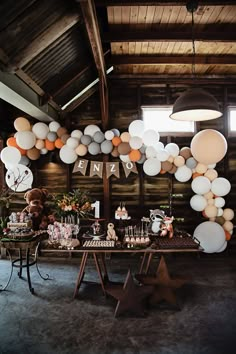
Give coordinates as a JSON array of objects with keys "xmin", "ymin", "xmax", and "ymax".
[
  {"xmin": 174, "ymin": 165, "xmax": 192, "ymax": 182},
  {"xmin": 145, "ymin": 146, "xmax": 157, "ymax": 159},
  {"xmin": 193, "ymin": 221, "xmax": 225, "ymax": 253},
  {"xmin": 32, "ymin": 122, "xmax": 49, "ymax": 139},
  {"xmin": 66, "ymin": 137, "xmax": 79, "ymax": 149},
  {"xmin": 49, "ymin": 121, "xmax": 61, "ymax": 132},
  {"xmin": 143, "ymin": 158, "xmax": 161, "ymax": 176},
  {"xmin": 5, "ymin": 164, "xmax": 33, "ymax": 192},
  {"xmin": 216, "ymin": 241, "xmax": 227, "ymax": 253},
  {"xmin": 71, "ymin": 129, "xmax": 83, "ymax": 140},
  {"xmin": 129, "ymin": 136, "xmax": 143, "ymax": 150},
  {"xmin": 59, "ymin": 145, "xmax": 77, "ymax": 164},
  {"xmin": 128, "ymin": 120, "xmax": 144, "ymax": 137},
  {"xmin": 143, "ymin": 130, "xmax": 160, "ymax": 147},
  {"xmin": 16, "ymin": 131, "xmax": 36, "ymax": 150},
  {"xmin": 211, "ymin": 177, "xmax": 231, "ymax": 197},
  {"xmin": 191, "ymin": 176, "xmax": 211, "ymax": 195},
  {"xmin": 165, "ymin": 143, "xmax": 180, "ymax": 158},
  {"xmin": 190, "ymin": 195, "xmax": 207, "ymax": 211},
  {"xmin": 156, "ymin": 148, "xmax": 170, "ymax": 162},
  {"xmin": 84, "ymin": 125, "xmax": 101, "ymax": 137},
  {"xmin": 0, "ymin": 146, "xmax": 21, "ymax": 166}
]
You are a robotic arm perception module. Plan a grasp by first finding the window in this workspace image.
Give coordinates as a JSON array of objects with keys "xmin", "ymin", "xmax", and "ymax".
[
  {"xmin": 228, "ymin": 107, "xmax": 236, "ymax": 133},
  {"xmin": 142, "ymin": 107, "xmax": 196, "ymax": 136}
]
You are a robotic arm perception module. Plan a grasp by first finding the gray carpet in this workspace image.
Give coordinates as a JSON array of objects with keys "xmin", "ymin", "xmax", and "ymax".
[{"xmin": 1, "ymin": 253, "xmax": 236, "ymax": 354}]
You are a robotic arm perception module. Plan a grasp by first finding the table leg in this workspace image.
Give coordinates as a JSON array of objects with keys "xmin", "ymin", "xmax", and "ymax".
[
  {"xmin": 145, "ymin": 253, "xmax": 153, "ymax": 274},
  {"xmin": 26, "ymin": 249, "xmax": 34, "ymax": 294},
  {"xmin": 139, "ymin": 252, "xmax": 147, "ymax": 273},
  {"xmin": 93, "ymin": 253, "xmax": 106, "ymax": 295},
  {"xmin": 73, "ymin": 252, "xmax": 88, "ymax": 298},
  {"xmin": 99, "ymin": 254, "xmax": 109, "ymax": 282},
  {"xmin": 18, "ymin": 249, "xmax": 23, "ymax": 278}
]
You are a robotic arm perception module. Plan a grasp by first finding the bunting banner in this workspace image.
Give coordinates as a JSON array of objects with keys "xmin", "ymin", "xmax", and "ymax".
[
  {"xmin": 72, "ymin": 159, "xmax": 88, "ymax": 175},
  {"xmin": 106, "ymin": 162, "xmax": 120, "ymax": 179},
  {"xmin": 122, "ymin": 161, "xmax": 138, "ymax": 177},
  {"xmin": 73, "ymin": 159, "xmax": 138, "ymax": 179},
  {"xmin": 90, "ymin": 161, "xmax": 103, "ymax": 179}
]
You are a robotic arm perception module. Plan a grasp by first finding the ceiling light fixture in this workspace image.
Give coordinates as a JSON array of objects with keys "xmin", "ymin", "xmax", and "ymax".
[{"xmin": 170, "ymin": 0, "xmax": 222, "ymax": 121}]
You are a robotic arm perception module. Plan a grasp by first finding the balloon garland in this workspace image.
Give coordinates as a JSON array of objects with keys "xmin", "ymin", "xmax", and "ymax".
[{"xmin": 0, "ymin": 117, "xmax": 234, "ymax": 252}]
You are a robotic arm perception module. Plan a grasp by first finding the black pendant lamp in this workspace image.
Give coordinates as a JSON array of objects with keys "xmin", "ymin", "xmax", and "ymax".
[{"xmin": 170, "ymin": 1, "xmax": 222, "ymax": 121}]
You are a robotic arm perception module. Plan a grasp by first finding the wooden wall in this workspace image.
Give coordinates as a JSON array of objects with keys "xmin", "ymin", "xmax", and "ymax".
[{"xmin": 1, "ymin": 83, "xmax": 236, "ymax": 235}]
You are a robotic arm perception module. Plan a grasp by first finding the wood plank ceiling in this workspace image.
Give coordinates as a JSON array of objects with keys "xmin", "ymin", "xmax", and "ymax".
[{"xmin": 0, "ymin": 0, "xmax": 236, "ymax": 123}]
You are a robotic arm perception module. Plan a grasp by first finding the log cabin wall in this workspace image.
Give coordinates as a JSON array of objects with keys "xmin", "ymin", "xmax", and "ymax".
[{"xmin": 3, "ymin": 82, "xmax": 236, "ymax": 235}]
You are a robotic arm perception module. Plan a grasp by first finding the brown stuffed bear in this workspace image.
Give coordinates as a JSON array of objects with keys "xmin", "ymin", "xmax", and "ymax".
[{"xmin": 22, "ymin": 188, "xmax": 49, "ymax": 230}]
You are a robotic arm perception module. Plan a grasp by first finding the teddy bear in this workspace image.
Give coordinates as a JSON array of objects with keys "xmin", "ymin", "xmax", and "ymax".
[
  {"xmin": 106, "ymin": 222, "xmax": 118, "ymax": 241},
  {"xmin": 22, "ymin": 188, "xmax": 49, "ymax": 230}
]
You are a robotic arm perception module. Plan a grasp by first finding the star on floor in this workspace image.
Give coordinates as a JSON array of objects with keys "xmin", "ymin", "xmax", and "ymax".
[
  {"xmin": 135, "ymin": 255, "xmax": 188, "ymax": 307},
  {"xmin": 105, "ymin": 269, "xmax": 153, "ymax": 317}
]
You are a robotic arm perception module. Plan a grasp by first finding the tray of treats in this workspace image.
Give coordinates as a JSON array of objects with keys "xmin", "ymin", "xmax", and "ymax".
[
  {"xmin": 153, "ymin": 232, "xmax": 200, "ymax": 249},
  {"xmin": 82, "ymin": 240, "xmax": 115, "ymax": 249}
]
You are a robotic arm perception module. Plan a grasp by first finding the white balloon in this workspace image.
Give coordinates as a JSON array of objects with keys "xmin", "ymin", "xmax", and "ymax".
[
  {"xmin": 0, "ymin": 146, "xmax": 21, "ymax": 165},
  {"xmin": 5, "ymin": 164, "xmax": 33, "ymax": 192},
  {"xmin": 191, "ymin": 176, "xmax": 211, "ymax": 195},
  {"xmin": 193, "ymin": 221, "xmax": 225, "ymax": 253},
  {"xmin": 153, "ymin": 141, "xmax": 164, "ymax": 152},
  {"xmin": 165, "ymin": 143, "xmax": 180, "ymax": 158},
  {"xmin": 143, "ymin": 158, "xmax": 161, "ymax": 176},
  {"xmin": 40, "ymin": 148, "xmax": 48, "ymax": 155},
  {"xmin": 105, "ymin": 130, "xmax": 115, "ymax": 140},
  {"xmin": 119, "ymin": 154, "xmax": 130, "ymax": 163},
  {"xmin": 129, "ymin": 136, "xmax": 143, "ymax": 150},
  {"xmin": 143, "ymin": 130, "xmax": 160, "ymax": 147},
  {"xmin": 32, "ymin": 122, "xmax": 49, "ymax": 139},
  {"xmin": 190, "ymin": 195, "xmax": 207, "ymax": 211},
  {"xmin": 66, "ymin": 137, "xmax": 79, "ymax": 149},
  {"xmin": 59, "ymin": 145, "xmax": 77, "ymax": 164},
  {"xmin": 217, "ymin": 208, "xmax": 224, "ymax": 217},
  {"xmin": 49, "ymin": 121, "xmax": 61, "ymax": 132},
  {"xmin": 145, "ymin": 146, "xmax": 157, "ymax": 158},
  {"xmin": 128, "ymin": 120, "xmax": 144, "ymax": 137},
  {"xmin": 16, "ymin": 131, "xmax": 36, "ymax": 150},
  {"xmin": 174, "ymin": 165, "xmax": 192, "ymax": 182},
  {"xmin": 211, "ymin": 177, "xmax": 231, "ymax": 197},
  {"xmin": 214, "ymin": 197, "xmax": 225, "ymax": 208},
  {"xmin": 216, "ymin": 241, "xmax": 227, "ymax": 253},
  {"xmin": 84, "ymin": 125, "xmax": 101, "ymax": 137},
  {"xmin": 156, "ymin": 148, "xmax": 170, "ymax": 162},
  {"xmin": 71, "ymin": 129, "xmax": 83, "ymax": 140}
]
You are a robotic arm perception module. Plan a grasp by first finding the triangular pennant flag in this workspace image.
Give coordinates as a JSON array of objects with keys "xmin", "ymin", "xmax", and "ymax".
[
  {"xmin": 122, "ymin": 162, "xmax": 138, "ymax": 178},
  {"xmin": 90, "ymin": 161, "xmax": 103, "ymax": 178},
  {"xmin": 73, "ymin": 159, "xmax": 88, "ymax": 175},
  {"xmin": 106, "ymin": 162, "xmax": 120, "ymax": 179}
]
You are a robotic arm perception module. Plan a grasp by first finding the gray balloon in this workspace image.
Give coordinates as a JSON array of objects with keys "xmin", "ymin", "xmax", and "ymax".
[
  {"xmin": 88, "ymin": 142, "xmax": 101, "ymax": 155},
  {"xmin": 101, "ymin": 140, "xmax": 113, "ymax": 154},
  {"xmin": 94, "ymin": 131, "xmax": 105, "ymax": 143},
  {"xmin": 81, "ymin": 134, "xmax": 92, "ymax": 146},
  {"xmin": 47, "ymin": 132, "xmax": 57, "ymax": 142}
]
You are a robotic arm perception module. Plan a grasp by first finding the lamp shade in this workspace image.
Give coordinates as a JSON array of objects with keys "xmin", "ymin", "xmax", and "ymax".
[{"xmin": 170, "ymin": 88, "xmax": 222, "ymax": 121}]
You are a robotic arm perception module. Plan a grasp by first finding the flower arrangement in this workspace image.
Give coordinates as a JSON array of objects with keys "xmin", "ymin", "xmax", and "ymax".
[{"xmin": 53, "ymin": 188, "xmax": 93, "ymax": 221}]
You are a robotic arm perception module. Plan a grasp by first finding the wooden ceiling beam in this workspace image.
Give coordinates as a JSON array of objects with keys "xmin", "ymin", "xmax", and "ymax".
[
  {"xmin": 109, "ymin": 74, "xmax": 236, "ymax": 85},
  {"xmin": 110, "ymin": 55, "xmax": 236, "ymax": 65},
  {"xmin": 64, "ymin": 86, "xmax": 98, "ymax": 113},
  {"xmin": 95, "ymin": 1, "xmax": 236, "ymax": 6},
  {"xmin": 80, "ymin": 0, "xmax": 109, "ymax": 128},
  {"xmin": 103, "ymin": 31, "xmax": 236, "ymax": 43}
]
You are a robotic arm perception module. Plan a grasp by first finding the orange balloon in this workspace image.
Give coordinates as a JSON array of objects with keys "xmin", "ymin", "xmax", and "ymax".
[
  {"xmin": 7, "ymin": 137, "xmax": 17, "ymax": 147},
  {"xmin": 45, "ymin": 139, "xmax": 55, "ymax": 151},
  {"xmin": 112, "ymin": 136, "xmax": 122, "ymax": 147},
  {"xmin": 160, "ymin": 169, "xmax": 166, "ymax": 174},
  {"xmin": 192, "ymin": 172, "xmax": 203, "ymax": 179},
  {"xmin": 129, "ymin": 149, "xmax": 141, "ymax": 162},
  {"xmin": 16, "ymin": 146, "xmax": 27, "ymax": 155},
  {"xmin": 55, "ymin": 138, "xmax": 64, "ymax": 149},
  {"xmin": 225, "ymin": 230, "xmax": 231, "ymax": 241}
]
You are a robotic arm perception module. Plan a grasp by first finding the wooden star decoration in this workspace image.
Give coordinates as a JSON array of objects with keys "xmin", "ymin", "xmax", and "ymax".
[
  {"xmin": 135, "ymin": 255, "xmax": 188, "ymax": 307},
  {"xmin": 105, "ymin": 269, "xmax": 153, "ymax": 317}
]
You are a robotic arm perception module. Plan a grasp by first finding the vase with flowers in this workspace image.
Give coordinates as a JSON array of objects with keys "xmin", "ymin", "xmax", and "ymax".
[{"xmin": 53, "ymin": 188, "xmax": 93, "ymax": 225}]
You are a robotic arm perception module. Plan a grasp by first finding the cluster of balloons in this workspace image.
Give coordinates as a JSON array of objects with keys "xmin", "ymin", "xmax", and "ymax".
[{"xmin": 0, "ymin": 117, "xmax": 234, "ymax": 253}]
